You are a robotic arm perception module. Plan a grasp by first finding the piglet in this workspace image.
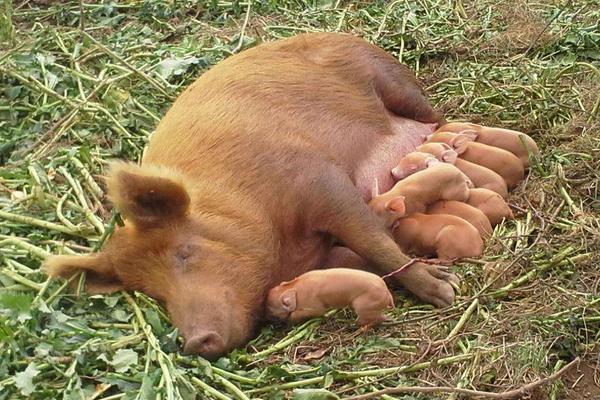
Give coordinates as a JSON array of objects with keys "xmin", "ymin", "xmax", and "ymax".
[
  {"xmin": 392, "ymin": 212, "xmax": 483, "ymax": 259},
  {"xmin": 426, "ymin": 200, "xmax": 493, "ymax": 238},
  {"xmin": 369, "ymin": 164, "xmax": 472, "ymax": 228},
  {"xmin": 467, "ymin": 188, "xmax": 514, "ymax": 226},
  {"xmin": 417, "ymin": 142, "xmax": 509, "ymax": 198},
  {"xmin": 391, "ymin": 151, "xmax": 440, "ymax": 180},
  {"xmin": 416, "ymin": 142, "xmax": 458, "ymax": 163},
  {"xmin": 265, "ymin": 268, "xmax": 394, "ymax": 326},
  {"xmin": 426, "ymin": 131, "xmax": 524, "ymax": 189},
  {"xmin": 437, "ymin": 122, "xmax": 539, "ymax": 167}
]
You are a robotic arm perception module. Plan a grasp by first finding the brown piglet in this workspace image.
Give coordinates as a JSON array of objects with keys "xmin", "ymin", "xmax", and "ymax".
[
  {"xmin": 426, "ymin": 200, "xmax": 493, "ymax": 238},
  {"xmin": 369, "ymin": 163, "xmax": 472, "ymax": 228},
  {"xmin": 426, "ymin": 131, "xmax": 525, "ymax": 189},
  {"xmin": 265, "ymin": 268, "xmax": 394, "ymax": 326},
  {"xmin": 391, "ymin": 151, "xmax": 441, "ymax": 180},
  {"xmin": 417, "ymin": 142, "xmax": 509, "ymax": 198},
  {"xmin": 467, "ymin": 188, "xmax": 514, "ymax": 226},
  {"xmin": 438, "ymin": 122, "xmax": 539, "ymax": 167},
  {"xmin": 392, "ymin": 212, "xmax": 484, "ymax": 259}
]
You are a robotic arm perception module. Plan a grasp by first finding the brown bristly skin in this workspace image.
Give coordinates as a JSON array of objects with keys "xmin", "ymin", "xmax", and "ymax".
[
  {"xmin": 426, "ymin": 131, "xmax": 525, "ymax": 189},
  {"xmin": 417, "ymin": 142, "xmax": 509, "ymax": 198},
  {"xmin": 426, "ymin": 200, "xmax": 493, "ymax": 238},
  {"xmin": 438, "ymin": 122, "xmax": 540, "ymax": 168},
  {"xmin": 369, "ymin": 163, "xmax": 472, "ymax": 223},
  {"xmin": 265, "ymin": 268, "xmax": 394, "ymax": 326},
  {"xmin": 392, "ymin": 213, "xmax": 484, "ymax": 259},
  {"xmin": 43, "ymin": 32, "xmax": 459, "ymax": 359},
  {"xmin": 466, "ymin": 188, "xmax": 514, "ymax": 226}
]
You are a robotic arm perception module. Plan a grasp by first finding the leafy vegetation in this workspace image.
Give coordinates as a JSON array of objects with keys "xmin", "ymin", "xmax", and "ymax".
[{"xmin": 0, "ymin": 0, "xmax": 598, "ymax": 399}]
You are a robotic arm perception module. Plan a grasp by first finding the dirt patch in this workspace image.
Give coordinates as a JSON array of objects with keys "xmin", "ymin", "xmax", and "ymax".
[{"xmin": 562, "ymin": 361, "xmax": 600, "ymax": 399}]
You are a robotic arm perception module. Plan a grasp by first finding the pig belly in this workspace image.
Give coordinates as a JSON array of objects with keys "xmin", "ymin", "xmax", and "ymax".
[{"xmin": 354, "ymin": 115, "xmax": 436, "ymax": 201}]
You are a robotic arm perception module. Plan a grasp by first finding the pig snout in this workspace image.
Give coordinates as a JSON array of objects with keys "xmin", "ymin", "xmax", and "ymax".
[
  {"xmin": 167, "ymin": 286, "xmax": 256, "ymax": 359},
  {"xmin": 183, "ymin": 330, "xmax": 226, "ymax": 359}
]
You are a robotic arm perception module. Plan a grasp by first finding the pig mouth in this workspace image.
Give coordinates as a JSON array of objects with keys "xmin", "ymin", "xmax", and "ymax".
[{"xmin": 174, "ymin": 300, "xmax": 262, "ymax": 359}]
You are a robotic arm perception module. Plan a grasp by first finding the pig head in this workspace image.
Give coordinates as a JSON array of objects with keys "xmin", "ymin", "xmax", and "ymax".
[{"xmin": 45, "ymin": 162, "xmax": 275, "ymax": 359}]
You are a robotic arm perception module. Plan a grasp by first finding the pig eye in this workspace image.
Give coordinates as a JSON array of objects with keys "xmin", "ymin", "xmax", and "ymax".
[{"xmin": 174, "ymin": 244, "xmax": 199, "ymax": 268}]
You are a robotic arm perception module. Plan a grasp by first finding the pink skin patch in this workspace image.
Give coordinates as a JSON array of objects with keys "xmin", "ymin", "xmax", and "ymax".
[{"xmin": 355, "ymin": 116, "xmax": 436, "ymax": 201}]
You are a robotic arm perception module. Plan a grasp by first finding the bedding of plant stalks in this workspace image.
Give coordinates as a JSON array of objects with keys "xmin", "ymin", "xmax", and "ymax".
[{"xmin": 0, "ymin": 1, "xmax": 598, "ymax": 399}]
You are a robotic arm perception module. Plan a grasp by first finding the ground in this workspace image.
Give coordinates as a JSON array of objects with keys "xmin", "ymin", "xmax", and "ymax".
[{"xmin": 0, "ymin": 0, "xmax": 598, "ymax": 399}]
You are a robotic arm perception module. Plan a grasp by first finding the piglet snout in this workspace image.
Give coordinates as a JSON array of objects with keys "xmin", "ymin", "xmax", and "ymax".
[{"xmin": 183, "ymin": 330, "xmax": 226, "ymax": 359}]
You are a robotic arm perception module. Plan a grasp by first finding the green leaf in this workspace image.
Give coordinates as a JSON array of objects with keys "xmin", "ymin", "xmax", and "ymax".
[
  {"xmin": 292, "ymin": 388, "xmax": 339, "ymax": 400},
  {"xmin": 109, "ymin": 349, "xmax": 139, "ymax": 373},
  {"xmin": 156, "ymin": 57, "xmax": 200, "ymax": 79},
  {"xmin": 137, "ymin": 375, "xmax": 156, "ymax": 400},
  {"xmin": 0, "ymin": 292, "xmax": 33, "ymax": 322},
  {"xmin": 14, "ymin": 363, "xmax": 40, "ymax": 396}
]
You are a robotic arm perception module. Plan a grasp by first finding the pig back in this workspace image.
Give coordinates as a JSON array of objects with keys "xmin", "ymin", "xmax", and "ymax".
[{"xmin": 295, "ymin": 269, "xmax": 389, "ymax": 310}]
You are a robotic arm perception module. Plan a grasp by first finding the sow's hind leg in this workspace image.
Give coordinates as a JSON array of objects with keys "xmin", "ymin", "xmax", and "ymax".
[
  {"xmin": 360, "ymin": 41, "xmax": 443, "ymax": 124},
  {"xmin": 311, "ymin": 167, "xmax": 458, "ymax": 308}
]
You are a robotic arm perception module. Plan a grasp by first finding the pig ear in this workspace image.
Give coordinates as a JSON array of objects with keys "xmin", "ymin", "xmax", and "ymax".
[
  {"xmin": 385, "ymin": 196, "xmax": 406, "ymax": 216},
  {"xmin": 459, "ymin": 129, "xmax": 478, "ymax": 141},
  {"xmin": 441, "ymin": 150, "xmax": 458, "ymax": 164},
  {"xmin": 451, "ymin": 134, "xmax": 471, "ymax": 154},
  {"xmin": 44, "ymin": 254, "xmax": 123, "ymax": 294},
  {"xmin": 106, "ymin": 162, "xmax": 191, "ymax": 229},
  {"xmin": 280, "ymin": 289, "xmax": 297, "ymax": 312}
]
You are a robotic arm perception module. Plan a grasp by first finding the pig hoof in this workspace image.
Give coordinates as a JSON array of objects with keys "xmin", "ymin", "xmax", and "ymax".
[{"xmin": 411, "ymin": 263, "xmax": 458, "ymax": 307}]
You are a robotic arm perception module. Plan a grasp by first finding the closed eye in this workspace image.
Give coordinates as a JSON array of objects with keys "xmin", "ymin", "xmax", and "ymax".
[{"xmin": 174, "ymin": 244, "xmax": 200, "ymax": 268}]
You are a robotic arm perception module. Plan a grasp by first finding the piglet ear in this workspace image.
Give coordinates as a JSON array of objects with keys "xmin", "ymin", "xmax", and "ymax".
[
  {"xmin": 106, "ymin": 162, "xmax": 191, "ymax": 229},
  {"xmin": 441, "ymin": 150, "xmax": 458, "ymax": 164},
  {"xmin": 44, "ymin": 253, "xmax": 123, "ymax": 294},
  {"xmin": 280, "ymin": 289, "xmax": 297, "ymax": 312},
  {"xmin": 459, "ymin": 129, "xmax": 478, "ymax": 141},
  {"xmin": 385, "ymin": 196, "xmax": 406, "ymax": 216},
  {"xmin": 451, "ymin": 134, "xmax": 471, "ymax": 154}
]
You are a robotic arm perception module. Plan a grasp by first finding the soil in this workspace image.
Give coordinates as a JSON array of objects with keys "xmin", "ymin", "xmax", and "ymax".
[{"xmin": 561, "ymin": 361, "xmax": 600, "ymax": 400}]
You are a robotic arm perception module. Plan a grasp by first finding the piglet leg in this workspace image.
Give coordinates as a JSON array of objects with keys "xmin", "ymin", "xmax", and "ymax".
[{"xmin": 312, "ymin": 169, "xmax": 458, "ymax": 307}]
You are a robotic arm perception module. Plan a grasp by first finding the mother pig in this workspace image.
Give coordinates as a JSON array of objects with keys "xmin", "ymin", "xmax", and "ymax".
[{"xmin": 45, "ymin": 33, "xmax": 458, "ymax": 359}]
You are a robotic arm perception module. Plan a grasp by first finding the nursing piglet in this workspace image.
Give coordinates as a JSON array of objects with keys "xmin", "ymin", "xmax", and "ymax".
[
  {"xmin": 426, "ymin": 200, "xmax": 493, "ymax": 238},
  {"xmin": 369, "ymin": 164, "xmax": 472, "ymax": 228},
  {"xmin": 391, "ymin": 151, "xmax": 440, "ymax": 180},
  {"xmin": 392, "ymin": 212, "xmax": 484, "ymax": 259},
  {"xmin": 437, "ymin": 122, "xmax": 539, "ymax": 167},
  {"xmin": 265, "ymin": 268, "xmax": 394, "ymax": 326},
  {"xmin": 467, "ymin": 188, "xmax": 514, "ymax": 226},
  {"xmin": 417, "ymin": 142, "xmax": 509, "ymax": 198},
  {"xmin": 426, "ymin": 131, "xmax": 524, "ymax": 189}
]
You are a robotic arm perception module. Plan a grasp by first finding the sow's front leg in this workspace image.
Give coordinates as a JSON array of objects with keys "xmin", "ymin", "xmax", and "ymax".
[{"xmin": 312, "ymin": 169, "xmax": 458, "ymax": 307}]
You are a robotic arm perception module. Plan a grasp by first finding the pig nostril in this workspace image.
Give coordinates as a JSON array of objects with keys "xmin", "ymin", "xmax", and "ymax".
[{"xmin": 182, "ymin": 331, "xmax": 225, "ymax": 359}]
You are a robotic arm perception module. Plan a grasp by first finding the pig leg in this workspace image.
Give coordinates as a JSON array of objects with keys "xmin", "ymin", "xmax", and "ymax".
[
  {"xmin": 323, "ymin": 246, "xmax": 370, "ymax": 270},
  {"xmin": 312, "ymin": 170, "xmax": 458, "ymax": 307},
  {"xmin": 352, "ymin": 294, "xmax": 389, "ymax": 326},
  {"xmin": 361, "ymin": 45, "xmax": 443, "ymax": 124},
  {"xmin": 436, "ymin": 226, "xmax": 483, "ymax": 259}
]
